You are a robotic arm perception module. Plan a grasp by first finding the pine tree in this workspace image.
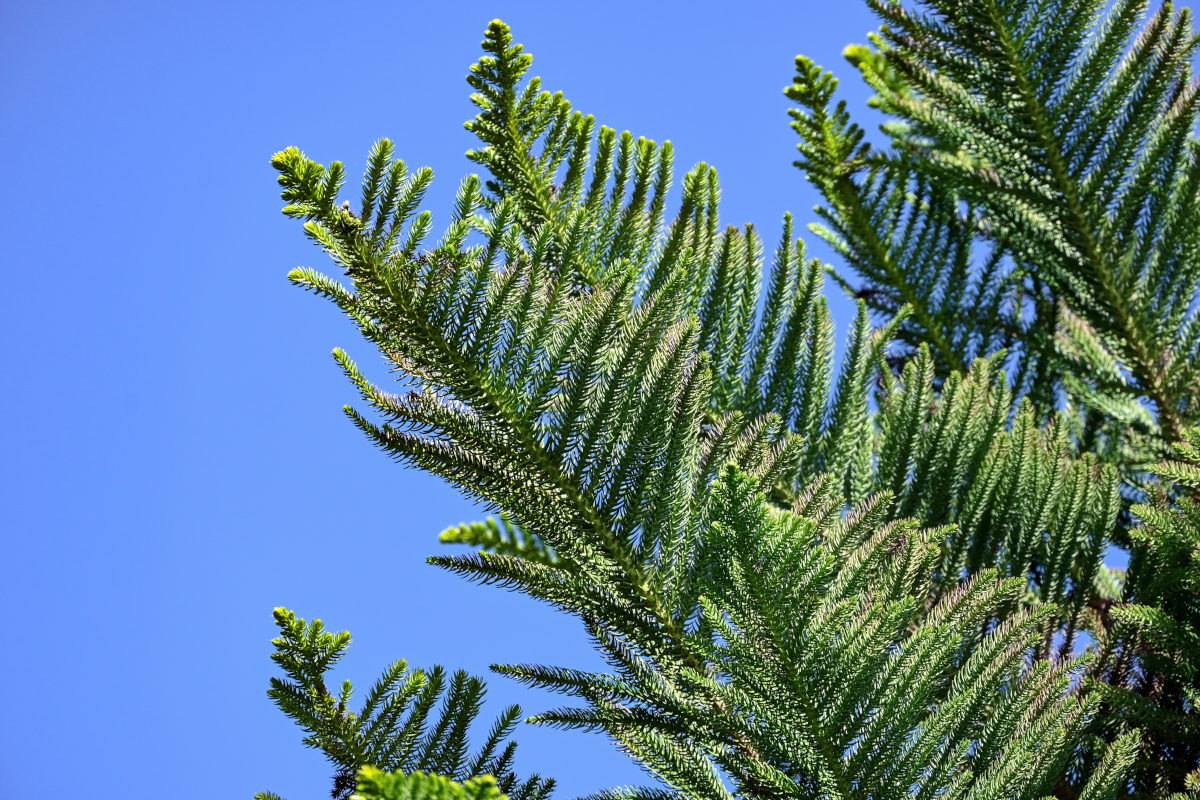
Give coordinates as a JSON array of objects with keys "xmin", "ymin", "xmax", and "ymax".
[
  {"xmin": 788, "ymin": 0, "xmax": 1200, "ymax": 470},
  {"xmin": 262, "ymin": 7, "xmax": 1200, "ymax": 799},
  {"xmin": 784, "ymin": 1, "xmax": 1200, "ymax": 794}
]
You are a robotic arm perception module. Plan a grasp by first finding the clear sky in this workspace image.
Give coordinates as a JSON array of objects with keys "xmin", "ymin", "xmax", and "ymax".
[{"xmin": 1, "ymin": 2, "xmax": 883, "ymax": 798}]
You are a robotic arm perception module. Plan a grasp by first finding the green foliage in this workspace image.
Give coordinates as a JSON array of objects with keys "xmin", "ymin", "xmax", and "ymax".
[
  {"xmin": 264, "ymin": 8, "xmax": 1200, "ymax": 800},
  {"xmin": 258, "ymin": 609, "xmax": 553, "ymax": 800},
  {"xmin": 498, "ymin": 466, "xmax": 1137, "ymax": 800},
  {"xmin": 789, "ymin": 0, "xmax": 1200, "ymax": 467},
  {"xmin": 1089, "ymin": 429, "xmax": 1200, "ymax": 795},
  {"xmin": 876, "ymin": 348, "xmax": 1123, "ymax": 655},
  {"xmin": 268, "ymin": 31, "xmax": 1130, "ymax": 792},
  {"xmin": 788, "ymin": 49, "xmax": 997, "ymax": 383},
  {"xmin": 269, "ymin": 113, "xmax": 875, "ymax": 590},
  {"xmin": 783, "ymin": 3, "xmax": 1200, "ymax": 792},
  {"xmin": 458, "ymin": 20, "xmax": 1127, "ymax": 651},
  {"xmin": 458, "ymin": 24, "xmax": 892, "ymax": 485},
  {"xmin": 465, "ymin": 21, "xmax": 680, "ymax": 289},
  {"xmin": 440, "ymin": 517, "xmax": 561, "ymax": 569},
  {"xmin": 352, "ymin": 768, "xmax": 505, "ymax": 800}
]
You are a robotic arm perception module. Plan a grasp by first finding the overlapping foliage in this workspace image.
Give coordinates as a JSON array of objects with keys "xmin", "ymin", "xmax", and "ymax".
[
  {"xmin": 783, "ymin": 2, "xmax": 1200, "ymax": 793},
  {"xmin": 352, "ymin": 768, "xmax": 507, "ymax": 800},
  {"xmin": 789, "ymin": 0, "xmax": 1200, "ymax": 470},
  {"xmin": 257, "ymin": 609, "xmax": 553, "ymax": 800},
  {"xmin": 1089, "ymin": 430, "xmax": 1200, "ymax": 795},
  {"xmin": 262, "ymin": 5, "xmax": 1200, "ymax": 799}
]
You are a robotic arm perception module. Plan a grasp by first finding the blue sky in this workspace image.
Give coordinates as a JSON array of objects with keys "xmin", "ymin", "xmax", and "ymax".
[{"xmin": 1, "ymin": 2, "xmax": 882, "ymax": 797}]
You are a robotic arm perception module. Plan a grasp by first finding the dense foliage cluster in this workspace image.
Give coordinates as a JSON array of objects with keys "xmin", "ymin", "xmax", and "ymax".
[{"xmin": 261, "ymin": 3, "xmax": 1200, "ymax": 798}]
